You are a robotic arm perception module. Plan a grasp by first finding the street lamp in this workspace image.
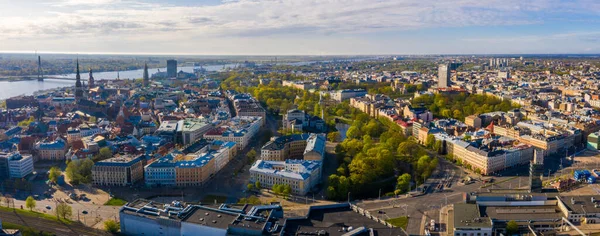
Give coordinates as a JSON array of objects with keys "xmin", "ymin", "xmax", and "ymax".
[{"xmin": 347, "ymin": 192, "xmax": 351, "ymax": 203}]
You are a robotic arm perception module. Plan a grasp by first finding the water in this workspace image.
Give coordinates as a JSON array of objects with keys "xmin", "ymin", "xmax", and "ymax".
[
  {"xmin": 0, "ymin": 64, "xmax": 236, "ymax": 100},
  {"xmin": 0, "ymin": 58, "xmax": 374, "ymax": 100}
]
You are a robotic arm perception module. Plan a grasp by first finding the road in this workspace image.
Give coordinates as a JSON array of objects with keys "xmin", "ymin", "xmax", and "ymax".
[{"xmin": 356, "ymin": 155, "xmax": 532, "ymax": 235}]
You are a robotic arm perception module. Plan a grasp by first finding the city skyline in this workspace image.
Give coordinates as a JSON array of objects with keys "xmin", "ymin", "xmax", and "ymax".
[{"xmin": 1, "ymin": 0, "xmax": 599, "ymax": 55}]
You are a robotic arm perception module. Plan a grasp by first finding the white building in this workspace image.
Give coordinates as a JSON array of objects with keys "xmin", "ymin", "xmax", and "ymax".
[
  {"xmin": 250, "ymin": 159, "xmax": 321, "ymax": 195},
  {"xmin": 203, "ymin": 116, "xmax": 262, "ymax": 150},
  {"xmin": 331, "ymin": 89, "xmax": 367, "ymax": 101},
  {"xmin": 6, "ymin": 152, "xmax": 34, "ymax": 178}
]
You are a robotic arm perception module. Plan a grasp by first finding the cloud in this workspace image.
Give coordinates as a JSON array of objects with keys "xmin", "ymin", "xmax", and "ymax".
[{"xmin": 0, "ymin": 0, "xmax": 599, "ymax": 54}]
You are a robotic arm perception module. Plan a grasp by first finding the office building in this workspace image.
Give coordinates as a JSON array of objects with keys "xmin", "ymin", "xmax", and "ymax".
[
  {"xmin": 260, "ymin": 133, "xmax": 325, "ymax": 162},
  {"xmin": 0, "ymin": 152, "xmax": 34, "ymax": 179},
  {"xmin": 438, "ymin": 64, "xmax": 450, "ymax": 88},
  {"xmin": 167, "ymin": 59, "xmax": 177, "ymax": 78},
  {"xmin": 178, "ymin": 118, "xmax": 212, "ymax": 146},
  {"xmin": 92, "ymin": 155, "xmax": 145, "ymax": 186}
]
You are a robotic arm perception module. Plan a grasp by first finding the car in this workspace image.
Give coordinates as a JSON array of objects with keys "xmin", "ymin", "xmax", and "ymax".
[
  {"xmin": 82, "ymin": 210, "xmax": 88, "ymax": 214},
  {"xmin": 45, "ymin": 205, "xmax": 51, "ymax": 210}
]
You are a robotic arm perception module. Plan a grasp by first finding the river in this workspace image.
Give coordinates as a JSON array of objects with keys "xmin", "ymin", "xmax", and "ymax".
[
  {"xmin": 0, "ymin": 64, "xmax": 236, "ymax": 100},
  {"xmin": 0, "ymin": 58, "xmax": 375, "ymax": 100}
]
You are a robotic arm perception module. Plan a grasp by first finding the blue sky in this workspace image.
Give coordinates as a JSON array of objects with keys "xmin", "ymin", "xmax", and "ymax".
[{"xmin": 0, "ymin": 0, "xmax": 599, "ymax": 55}]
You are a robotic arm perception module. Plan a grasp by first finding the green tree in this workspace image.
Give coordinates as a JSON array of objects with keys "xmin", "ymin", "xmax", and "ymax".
[
  {"xmin": 396, "ymin": 173, "xmax": 411, "ymax": 194},
  {"xmin": 283, "ymin": 185, "xmax": 292, "ymax": 198},
  {"xmin": 56, "ymin": 202, "xmax": 72, "ymax": 219},
  {"xmin": 247, "ymin": 149, "xmax": 257, "ymax": 163},
  {"xmin": 104, "ymin": 219, "xmax": 120, "ymax": 234},
  {"xmin": 25, "ymin": 196, "xmax": 36, "ymax": 211},
  {"xmin": 506, "ymin": 220, "xmax": 519, "ymax": 235},
  {"xmin": 48, "ymin": 167, "xmax": 61, "ymax": 183},
  {"xmin": 65, "ymin": 159, "xmax": 94, "ymax": 185},
  {"xmin": 94, "ymin": 147, "xmax": 112, "ymax": 161},
  {"xmin": 425, "ymin": 134, "xmax": 435, "ymax": 148},
  {"xmin": 254, "ymin": 181, "xmax": 261, "ymax": 190},
  {"xmin": 327, "ymin": 131, "xmax": 340, "ymax": 142},
  {"xmin": 247, "ymin": 183, "xmax": 254, "ymax": 191},
  {"xmin": 433, "ymin": 140, "xmax": 442, "ymax": 153}
]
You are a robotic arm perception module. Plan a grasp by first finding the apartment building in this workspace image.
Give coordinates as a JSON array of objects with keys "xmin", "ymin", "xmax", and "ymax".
[
  {"xmin": 144, "ymin": 140, "xmax": 236, "ymax": 187},
  {"xmin": 0, "ymin": 152, "xmax": 34, "ymax": 178},
  {"xmin": 35, "ymin": 138, "xmax": 68, "ymax": 161},
  {"xmin": 203, "ymin": 116, "xmax": 262, "ymax": 151}
]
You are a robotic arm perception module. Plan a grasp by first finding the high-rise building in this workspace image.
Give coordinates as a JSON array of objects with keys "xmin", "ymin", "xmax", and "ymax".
[
  {"xmin": 438, "ymin": 64, "xmax": 450, "ymax": 88},
  {"xmin": 167, "ymin": 59, "xmax": 177, "ymax": 78},
  {"xmin": 88, "ymin": 68, "xmax": 95, "ymax": 88},
  {"xmin": 75, "ymin": 59, "xmax": 83, "ymax": 98},
  {"xmin": 143, "ymin": 63, "xmax": 149, "ymax": 87}
]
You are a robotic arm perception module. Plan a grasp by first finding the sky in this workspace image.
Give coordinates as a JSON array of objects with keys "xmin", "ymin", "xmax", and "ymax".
[{"xmin": 0, "ymin": 0, "xmax": 599, "ymax": 55}]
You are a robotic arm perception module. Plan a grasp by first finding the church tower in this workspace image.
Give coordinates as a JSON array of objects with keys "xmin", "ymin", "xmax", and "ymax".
[
  {"xmin": 75, "ymin": 59, "xmax": 83, "ymax": 98},
  {"xmin": 88, "ymin": 68, "xmax": 95, "ymax": 88},
  {"xmin": 143, "ymin": 63, "xmax": 149, "ymax": 87}
]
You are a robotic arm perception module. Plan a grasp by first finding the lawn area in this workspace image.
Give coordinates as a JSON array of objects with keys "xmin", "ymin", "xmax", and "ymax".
[
  {"xmin": 2, "ymin": 222, "xmax": 54, "ymax": 236},
  {"xmin": 201, "ymin": 195, "xmax": 228, "ymax": 204},
  {"xmin": 0, "ymin": 206, "xmax": 71, "ymax": 224},
  {"xmin": 386, "ymin": 216, "xmax": 409, "ymax": 230},
  {"xmin": 104, "ymin": 197, "xmax": 128, "ymax": 206}
]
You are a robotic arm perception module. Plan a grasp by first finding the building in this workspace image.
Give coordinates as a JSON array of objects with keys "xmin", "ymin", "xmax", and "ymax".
[
  {"xmin": 447, "ymin": 138, "xmax": 533, "ymax": 175},
  {"xmin": 260, "ymin": 133, "xmax": 325, "ymax": 162},
  {"xmin": 438, "ymin": 64, "xmax": 450, "ymax": 88},
  {"xmin": 88, "ymin": 68, "xmax": 95, "ymax": 88},
  {"xmin": 0, "ymin": 152, "xmax": 34, "ymax": 178},
  {"xmin": 250, "ymin": 159, "xmax": 321, "ymax": 195},
  {"xmin": 120, "ymin": 199, "xmax": 285, "ymax": 236},
  {"xmin": 454, "ymin": 192, "xmax": 600, "ymax": 235},
  {"xmin": 588, "ymin": 131, "xmax": 600, "ymax": 150},
  {"xmin": 331, "ymin": 89, "xmax": 367, "ymax": 101},
  {"xmin": 92, "ymin": 155, "xmax": 144, "ymax": 186},
  {"xmin": 464, "ymin": 115, "xmax": 482, "ymax": 129},
  {"xmin": 144, "ymin": 140, "xmax": 236, "ymax": 187},
  {"xmin": 203, "ymin": 116, "xmax": 262, "ymax": 151},
  {"xmin": 35, "ymin": 138, "xmax": 67, "ymax": 161},
  {"xmin": 167, "ymin": 59, "xmax": 177, "ymax": 78},
  {"xmin": 143, "ymin": 63, "xmax": 150, "ymax": 87},
  {"xmin": 75, "ymin": 59, "xmax": 83, "ymax": 98},
  {"xmin": 5, "ymin": 96, "xmax": 37, "ymax": 109},
  {"xmin": 120, "ymin": 199, "xmax": 405, "ymax": 236},
  {"xmin": 179, "ymin": 118, "xmax": 212, "ymax": 146},
  {"xmin": 282, "ymin": 80, "xmax": 315, "ymax": 90},
  {"xmin": 281, "ymin": 109, "xmax": 326, "ymax": 133}
]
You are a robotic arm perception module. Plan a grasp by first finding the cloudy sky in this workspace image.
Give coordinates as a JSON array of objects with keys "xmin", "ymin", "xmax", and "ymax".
[{"xmin": 0, "ymin": 0, "xmax": 599, "ymax": 55}]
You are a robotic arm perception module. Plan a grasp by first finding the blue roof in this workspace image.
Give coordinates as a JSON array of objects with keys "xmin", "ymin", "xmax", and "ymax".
[
  {"xmin": 4, "ymin": 127, "xmax": 22, "ymax": 137},
  {"xmin": 38, "ymin": 139, "xmax": 66, "ymax": 150}
]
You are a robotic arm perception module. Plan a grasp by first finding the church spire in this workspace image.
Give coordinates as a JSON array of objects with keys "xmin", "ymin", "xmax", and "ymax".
[
  {"xmin": 75, "ymin": 58, "xmax": 83, "ymax": 98},
  {"xmin": 88, "ymin": 68, "xmax": 95, "ymax": 88}
]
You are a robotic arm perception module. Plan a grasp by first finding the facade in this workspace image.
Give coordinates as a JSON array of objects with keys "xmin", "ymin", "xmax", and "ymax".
[
  {"xmin": 282, "ymin": 80, "xmax": 315, "ymax": 90},
  {"xmin": 250, "ymin": 159, "xmax": 321, "ymax": 195},
  {"xmin": 260, "ymin": 133, "xmax": 325, "ymax": 162},
  {"xmin": 438, "ymin": 64, "xmax": 450, "ymax": 88},
  {"xmin": 281, "ymin": 109, "xmax": 326, "ymax": 133},
  {"xmin": 167, "ymin": 59, "xmax": 177, "ymax": 78},
  {"xmin": 331, "ymin": 89, "xmax": 367, "ymax": 101},
  {"xmin": 92, "ymin": 155, "xmax": 144, "ymax": 186},
  {"xmin": 464, "ymin": 115, "xmax": 482, "ymax": 129},
  {"xmin": 144, "ymin": 140, "xmax": 236, "ymax": 187},
  {"xmin": 35, "ymin": 138, "xmax": 67, "ymax": 161},
  {"xmin": 179, "ymin": 119, "xmax": 212, "ymax": 145},
  {"xmin": 447, "ymin": 138, "xmax": 533, "ymax": 175},
  {"xmin": 2, "ymin": 152, "xmax": 34, "ymax": 178},
  {"xmin": 203, "ymin": 116, "xmax": 262, "ymax": 151}
]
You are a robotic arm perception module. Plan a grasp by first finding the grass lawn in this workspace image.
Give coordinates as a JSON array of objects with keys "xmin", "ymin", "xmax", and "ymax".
[
  {"xmin": 104, "ymin": 197, "xmax": 128, "ymax": 206},
  {"xmin": 201, "ymin": 195, "xmax": 228, "ymax": 204},
  {"xmin": 386, "ymin": 216, "xmax": 409, "ymax": 230},
  {"xmin": 0, "ymin": 206, "xmax": 71, "ymax": 224},
  {"xmin": 2, "ymin": 222, "xmax": 54, "ymax": 236}
]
